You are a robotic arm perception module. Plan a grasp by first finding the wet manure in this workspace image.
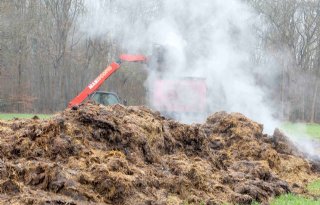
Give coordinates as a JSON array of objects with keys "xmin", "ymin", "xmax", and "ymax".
[{"xmin": 0, "ymin": 104, "xmax": 319, "ymax": 205}]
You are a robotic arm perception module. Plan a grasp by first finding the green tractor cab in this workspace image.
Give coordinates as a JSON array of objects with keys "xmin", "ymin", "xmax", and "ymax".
[{"xmin": 89, "ymin": 91, "xmax": 126, "ymax": 106}]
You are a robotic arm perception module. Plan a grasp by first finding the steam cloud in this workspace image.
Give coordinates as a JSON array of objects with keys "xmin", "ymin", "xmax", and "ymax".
[{"xmin": 80, "ymin": 0, "xmax": 279, "ymax": 133}]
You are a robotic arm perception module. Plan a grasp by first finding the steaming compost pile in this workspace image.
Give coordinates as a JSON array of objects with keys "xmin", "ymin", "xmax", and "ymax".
[{"xmin": 0, "ymin": 104, "xmax": 319, "ymax": 205}]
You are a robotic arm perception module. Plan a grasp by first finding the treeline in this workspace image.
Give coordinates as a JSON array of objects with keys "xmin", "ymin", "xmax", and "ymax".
[
  {"xmin": 250, "ymin": 0, "xmax": 320, "ymax": 122},
  {"xmin": 1, "ymin": 0, "xmax": 320, "ymax": 123},
  {"xmin": 0, "ymin": 0, "xmax": 147, "ymax": 113}
]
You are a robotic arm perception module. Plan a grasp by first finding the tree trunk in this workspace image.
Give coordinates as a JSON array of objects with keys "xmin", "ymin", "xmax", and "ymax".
[
  {"xmin": 17, "ymin": 42, "xmax": 23, "ymax": 112},
  {"xmin": 310, "ymin": 79, "xmax": 319, "ymax": 123},
  {"xmin": 281, "ymin": 64, "xmax": 285, "ymax": 120}
]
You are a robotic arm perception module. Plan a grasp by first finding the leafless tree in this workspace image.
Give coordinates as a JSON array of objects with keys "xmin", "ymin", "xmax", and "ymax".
[{"xmin": 1, "ymin": 0, "xmax": 320, "ymax": 123}]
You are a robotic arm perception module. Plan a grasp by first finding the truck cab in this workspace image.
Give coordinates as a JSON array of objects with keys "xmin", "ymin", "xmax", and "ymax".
[{"xmin": 89, "ymin": 91, "xmax": 123, "ymax": 106}]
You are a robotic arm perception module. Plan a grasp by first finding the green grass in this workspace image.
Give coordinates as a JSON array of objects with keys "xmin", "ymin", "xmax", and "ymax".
[
  {"xmin": 270, "ymin": 193, "xmax": 320, "ymax": 205},
  {"xmin": 221, "ymin": 179, "xmax": 320, "ymax": 205},
  {"xmin": 0, "ymin": 113, "xmax": 52, "ymax": 120},
  {"xmin": 281, "ymin": 122, "xmax": 320, "ymax": 140},
  {"xmin": 308, "ymin": 180, "xmax": 320, "ymax": 195}
]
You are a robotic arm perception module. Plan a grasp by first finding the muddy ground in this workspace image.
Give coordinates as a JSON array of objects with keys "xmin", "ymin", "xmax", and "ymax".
[{"xmin": 0, "ymin": 103, "xmax": 319, "ymax": 205}]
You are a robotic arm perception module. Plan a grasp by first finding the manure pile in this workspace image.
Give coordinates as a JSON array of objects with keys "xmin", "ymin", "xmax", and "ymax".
[{"xmin": 0, "ymin": 104, "xmax": 319, "ymax": 205}]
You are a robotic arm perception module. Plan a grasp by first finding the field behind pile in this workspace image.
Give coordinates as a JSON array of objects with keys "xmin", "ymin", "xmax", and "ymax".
[
  {"xmin": 0, "ymin": 113, "xmax": 52, "ymax": 120},
  {"xmin": 281, "ymin": 122, "xmax": 320, "ymax": 140}
]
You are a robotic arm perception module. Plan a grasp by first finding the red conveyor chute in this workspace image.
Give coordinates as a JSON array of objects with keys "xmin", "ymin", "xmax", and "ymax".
[
  {"xmin": 68, "ymin": 62, "xmax": 121, "ymax": 107},
  {"xmin": 68, "ymin": 54, "xmax": 146, "ymax": 108}
]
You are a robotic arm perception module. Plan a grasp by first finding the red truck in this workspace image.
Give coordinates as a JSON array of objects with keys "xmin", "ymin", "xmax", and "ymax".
[{"xmin": 151, "ymin": 78, "xmax": 207, "ymax": 114}]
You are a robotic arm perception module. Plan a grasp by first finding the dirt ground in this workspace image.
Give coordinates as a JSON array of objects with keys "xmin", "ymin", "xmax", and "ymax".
[{"xmin": 0, "ymin": 103, "xmax": 319, "ymax": 205}]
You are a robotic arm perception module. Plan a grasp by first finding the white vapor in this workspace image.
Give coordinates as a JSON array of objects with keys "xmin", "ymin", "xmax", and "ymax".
[
  {"xmin": 79, "ymin": 0, "xmax": 279, "ymax": 134},
  {"xmin": 280, "ymin": 124, "xmax": 320, "ymax": 160}
]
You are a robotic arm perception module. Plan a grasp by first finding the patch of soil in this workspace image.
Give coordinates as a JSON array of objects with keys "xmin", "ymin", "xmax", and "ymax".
[{"xmin": 0, "ymin": 103, "xmax": 319, "ymax": 205}]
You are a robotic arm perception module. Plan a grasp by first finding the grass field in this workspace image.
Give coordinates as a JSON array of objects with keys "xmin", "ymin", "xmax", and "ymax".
[
  {"xmin": 308, "ymin": 180, "xmax": 320, "ymax": 195},
  {"xmin": 270, "ymin": 193, "xmax": 320, "ymax": 205},
  {"xmin": 0, "ymin": 113, "xmax": 52, "ymax": 120},
  {"xmin": 281, "ymin": 122, "xmax": 320, "ymax": 140}
]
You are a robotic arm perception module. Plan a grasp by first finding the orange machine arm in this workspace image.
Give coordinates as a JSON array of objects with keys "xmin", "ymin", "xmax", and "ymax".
[{"xmin": 68, "ymin": 54, "xmax": 146, "ymax": 108}]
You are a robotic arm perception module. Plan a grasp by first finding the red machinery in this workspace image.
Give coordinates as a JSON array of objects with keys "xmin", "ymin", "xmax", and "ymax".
[
  {"xmin": 68, "ymin": 54, "xmax": 146, "ymax": 108},
  {"xmin": 68, "ymin": 48, "xmax": 207, "ymax": 117}
]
